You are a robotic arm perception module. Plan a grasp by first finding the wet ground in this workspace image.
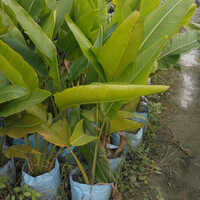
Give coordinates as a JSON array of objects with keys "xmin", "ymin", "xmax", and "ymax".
[
  {"xmin": 156, "ymin": 10, "xmax": 200, "ymax": 200},
  {"xmin": 150, "ymin": 49, "xmax": 200, "ymax": 200},
  {"xmin": 131, "ymin": 10, "xmax": 200, "ymax": 200}
]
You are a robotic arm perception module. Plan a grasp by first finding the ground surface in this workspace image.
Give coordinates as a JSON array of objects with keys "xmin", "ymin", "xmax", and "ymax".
[
  {"xmin": 125, "ymin": 49, "xmax": 200, "ymax": 200},
  {"xmin": 151, "ymin": 55, "xmax": 200, "ymax": 200}
]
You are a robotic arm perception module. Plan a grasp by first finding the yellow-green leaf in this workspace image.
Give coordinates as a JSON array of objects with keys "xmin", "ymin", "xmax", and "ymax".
[
  {"xmin": 0, "ymin": 86, "xmax": 28, "ymax": 104},
  {"xmin": 0, "ymin": 40, "xmax": 38, "ymax": 90},
  {"xmin": 98, "ymin": 11, "xmax": 142, "ymax": 81},
  {"xmin": 0, "ymin": 88, "xmax": 51, "ymax": 117},
  {"xmin": 2, "ymin": 0, "xmax": 61, "ymax": 90},
  {"xmin": 54, "ymin": 84, "xmax": 169, "ymax": 111},
  {"xmin": 4, "ymin": 145, "xmax": 41, "ymax": 159}
]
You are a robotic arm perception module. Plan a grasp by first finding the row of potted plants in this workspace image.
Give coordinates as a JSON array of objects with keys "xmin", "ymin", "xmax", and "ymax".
[{"xmin": 0, "ymin": 0, "xmax": 198, "ymax": 199}]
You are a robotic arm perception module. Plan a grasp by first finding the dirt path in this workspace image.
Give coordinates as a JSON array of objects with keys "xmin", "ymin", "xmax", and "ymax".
[{"xmin": 149, "ymin": 50, "xmax": 200, "ymax": 200}]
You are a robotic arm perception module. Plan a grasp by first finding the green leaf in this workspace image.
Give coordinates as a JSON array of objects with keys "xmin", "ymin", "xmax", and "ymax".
[
  {"xmin": 54, "ymin": 84, "xmax": 169, "ymax": 111},
  {"xmin": 0, "ymin": 26, "xmax": 8, "ymax": 35},
  {"xmin": 160, "ymin": 31, "xmax": 200, "ymax": 59},
  {"xmin": 55, "ymin": 0, "xmax": 74, "ymax": 33},
  {"xmin": 1, "ymin": 38, "xmax": 48, "ymax": 78},
  {"xmin": 179, "ymin": 3, "xmax": 196, "ymax": 27},
  {"xmin": 109, "ymin": 118, "xmax": 143, "ymax": 133},
  {"xmin": 40, "ymin": 11, "xmax": 56, "ymax": 39},
  {"xmin": 97, "ymin": 0, "xmax": 107, "ymax": 25},
  {"xmin": 98, "ymin": 11, "xmax": 143, "ymax": 81},
  {"xmin": 70, "ymin": 120, "xmax": 96, "ymax": 146},
  {"xmin": 0, "ymin": 86, "xmax": 28, "ymax": 104},
  {"xmin": 69, "ymin": 56, "xmax": 88, "ymax": 80},
  {"xmin": 39, "ymin": 119, "xmax": 70, "ymax": 147},
  {"xmin": 4, "ymin": 145, "xmax": 41, "ymax": 159},
  {"xmin": 0, "ymin": 54, "xmax": 26, "ymax": 88},
  {"xmin": 65, "ymin": 15, "xmax": 106, "ymax": 81},
  {"xmin": 111, "ymin": 0, "xmax": 140, "ymax": 25},
  {"xmin": 140, "ymin": 0, "xmax": 193, "ymax": 52},
  {"xmin": 0, "ymin": 8, "xmax": 26, "ymax": 45},
  {"xmin": 0, "ymin": 40, "xmax": 39, "ymax": 90},
  {"xmin": 24, "ymin": 192, "xmax": 31, "ymax": 197},
  {"xmin": 2, "ymin": 0, "xmax": 61, "ymax": 90},
  {"xmin": 0, "ymin": 88, "xmax": 51, "ymax": 117},
  {"xmin": 140, "ymin": 0, "xmax": 160, "ymax": 18},
  {"xmin": 76, "ymin": 10, "xmax": 99, "ymax": 42},
  {"xmin": 70, "ymin": 120, "xmax": 84, "ymax": 142},
  {"xmin": 45, "ymin": 0, "xmax": 56, "ymax": 11},
  {"xmin": 0, "ymin": 71, "xmax": 9, "ymax": 89},
  {"xmin": 119, "ymin": 36, "xmax": 168, "ymax": 84},
  {"xmin": 71, "ymin": 134, "xmax": 96, "ymax": 146}
]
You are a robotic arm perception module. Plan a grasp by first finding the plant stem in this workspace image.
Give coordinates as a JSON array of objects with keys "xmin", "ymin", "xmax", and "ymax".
[
  {"xmin": 40, "ymin": 140, "xmax": 49, "ymax": 172},
  {"xmin": 24, "ymin": 135, "xmax": 30, "ymax": 146},
  {"xmin": 48, "ymin": 147, "xmax": 63, "ymax": 171},
  {"xmin": 34, "ymin": 134, "xmax": 42, "ymax": 171},
  {"xmin": 91, "ymin": 119, "xmax": 106, "ymax": 184},
  {"xmin": 46, "ymin": 145, "xmax": 56, "ymax": 166},
  {"xmin": 68, "ymin": 147, "xmax": 90, "ymax": 185},
  {"xmin": 0, "ymin": 136, "xmax": 5, "ymax": 153}
]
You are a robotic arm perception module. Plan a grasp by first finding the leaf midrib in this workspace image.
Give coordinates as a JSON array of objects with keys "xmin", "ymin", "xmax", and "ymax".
[
  {"xmin": 140, "ymin": 0, "xmax": 185, "ymax": 50},
  {"xmin": 160, "ymin": 40, "xmax": 199, "ymax": 59}
]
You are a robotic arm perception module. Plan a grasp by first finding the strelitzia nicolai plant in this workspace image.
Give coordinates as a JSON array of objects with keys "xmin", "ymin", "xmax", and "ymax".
[{"xmin": 0, "ymin": 0, "xmax": 169, "ymax": 184}]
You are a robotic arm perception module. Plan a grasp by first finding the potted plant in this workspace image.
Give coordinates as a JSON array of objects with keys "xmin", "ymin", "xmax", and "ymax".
[
  {"xmin": 0, "ymin": 0, "xmax": 171, "ymax": 199},
  {"xmin": 0, "ymin": 36, "xmax": 168, "ymax": 200}
]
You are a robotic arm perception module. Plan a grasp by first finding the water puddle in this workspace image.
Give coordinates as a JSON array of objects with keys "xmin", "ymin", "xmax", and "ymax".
[
  {"xmin": 178, "ymin": 49, "xmax": 200, "ymax": 110},
  {"xmin": 178, "ymin": 50, "xmax": 200, "ymax": 67},
  {"xmin": 180, "ymin": 73, "xmax": 194, "ymax": 109}
]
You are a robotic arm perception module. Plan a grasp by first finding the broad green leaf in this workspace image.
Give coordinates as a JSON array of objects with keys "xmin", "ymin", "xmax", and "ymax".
[
  {"xmin": 0, "ymin": 71, "xmax": 9, "ymax": 89},
  {"xmin": 0, "ymin": 26, "xmax": 8, "ymax": 35},
  {"xmin": 0, "ymin": 88, "xmax": 51, "ymax": 117},
  {"xmin": 55, "ymin": 0, "xmax": 74, "ymax": 33},
  {"xmin": 119, "ymin": 36, "xmax": 168, "ymax": 84},
  {"xmin": 70, "ymin": 120, "xmax": 84, "ymax": 142},
  {"xmin": 69, "ymin": 56, "xmax": 88, "ymax": 80},
  {"xmin": 71, "ymin": 135, "xmax": 96, "ymax": 146},
  {"xmin": 2, "ymin": 0, "xmax": 61, "ymax": 90},
  {"xmin": 0, "ymin": 40, "xmax": 39, "ymax": 90},
  {"xmin": 179, "ymin": 4, "xmax": 196, "ymax": 27},
  {"xmin": 2, "ymin": 37, "xmax": 48, "ymax": 78},
  {"xmin": 140, "ymin": 0, "xmax": 160, "ymax": 18},
  {"xmin": 65, "ymin": 15, "xmax": 105, "ymax": 81},
  {"xmin": 45, "ymin": 0, "xmax": 56, "ymax": 11},
  {"xmin": 109, "ymin": 118, "xmax": 143, "ymax": 133},
  {"xmin": 111, "ymin": 0, "xmax": 140, "ymax": 25},
  {"xmin": 0, "ymin": 86, "xmax": 28, "ymax": 104},
  {"xmin": 160, "ymin": 31, "xmax": 200, "ymax": 59},
  {"xmin": 0, "ymin": 8, "xmax": 26, "ymax": 45},
  {"xmin": 4, "ymin": 145, "xmax": 41, "ymax": 159},
  {"xmin": 1, "ymin": 113, "xmax": 42, "ymax": 138},
  {"xmin": 98, "ymin": 11, "xmax": 143, "ymax": 81},
  {"xmin": 72, "ymin": 0, "xmax": 94, "ymax": 21},
  {"xmin": 39, "ymin": 119, "xmax": 70, "ymax": 147},
  {"xmin": 140, "ymin": 0, "xmax": 193, "ymax": 52},
  {"xmin": 189, "ymin": 22, "xmax": 200, "ymax": 30},
  {"xmin": 0, "ymin": 54, "xmax": 26, "ymax": 88},
  {"xmin": 54, "ymin": 84, "xmax": 168, "ymax": 111},
  {"xmin": 40, "ymin": 10, "xmax": 56, "ymax": 39},
  {"xmin": 29, "ymin": 0, "xmax": 46, "ymax": 20},
  {"xmin": 6, "ymin": 113, "xmax": 42, "ymax": 128},
  {"xmin": 76, "ymin": 10, "xmax": 99, "ymax": 42},
  {"xmin": 97, "ymin": 0, "xmax": 107, "ymax": 25},
  {"xmin": 70, "ymin": 120, "xmax": 96, "ymax": 146}
]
